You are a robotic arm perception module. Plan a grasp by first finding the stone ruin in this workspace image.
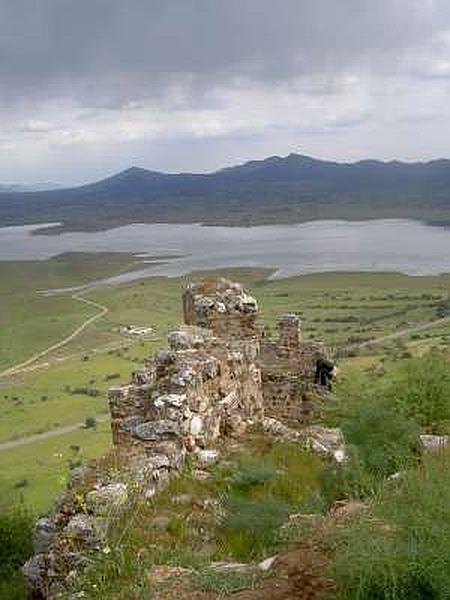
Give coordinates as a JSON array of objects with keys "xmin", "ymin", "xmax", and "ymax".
[{"xmin": 23, "ymin": 277, "xmax": 341, "ymax": 598}]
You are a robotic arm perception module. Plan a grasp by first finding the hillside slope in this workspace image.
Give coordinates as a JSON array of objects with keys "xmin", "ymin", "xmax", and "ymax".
[{"xmin": 2, "ymin": 154, "xmax": 450, "ymax": 231}]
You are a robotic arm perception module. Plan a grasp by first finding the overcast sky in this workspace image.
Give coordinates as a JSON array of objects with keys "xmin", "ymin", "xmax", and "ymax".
[{"xmin": 2, "ymin": 0, "xmax": 450, "ymax": 185}]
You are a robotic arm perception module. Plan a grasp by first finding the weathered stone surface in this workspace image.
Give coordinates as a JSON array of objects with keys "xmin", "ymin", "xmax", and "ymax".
[
  {"xmin": 22, "ymin": 554, "xmax": 49, "ymax": 596},
  {"xmin": 64, "ymin": 514, "xmax": 101, "ymax": 546},
  {"xmin": 134, "ymin": 420, "xmax": 179, "ymax": 441},
  {"xmin": 153, "ymin": 393, "xmax": 186, "ymax": 409},
  {"xmin": 147, "ymin": 453, "xmax": 171, "ymax": 470},
  {"xmin": 190, "ymin": 415, "xmax": 203, "ymax": 436},
  {"xmin": 258, "ymin": 555, "xmax": 278, "ymax": 572},
  {"xmin": 262, "ymin": 416, "xmax": 303, "ymax": 443},
  {"xmin": 307, "ymin": 426, "xmax": 346, "ymax": 463},
  {"xmin": 420, "ymin": 434, "xmax": 449, "ymax": 451},
  {"xmin": 33, "ymin": 517, "xmax": 57, "ymax": 553},
  {"xmin": 196, "ymin": 449, "xmax": 220, "ymax": 466},
  {"xmin": 263, "ymin": 418, "xmax": 346, "ymax": 463},
  {"xmin": 85, "ymin": 483, "xmax": 128, "ymax": 516},
  {"xmin": 68, "ymin": 465, "xmax": 94, "ymax": 489}
]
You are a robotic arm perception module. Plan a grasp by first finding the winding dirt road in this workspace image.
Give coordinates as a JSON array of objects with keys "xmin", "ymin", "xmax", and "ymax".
[{"xmin": 0, "ymin": 293, "xmax": 109, "ymax": 380}]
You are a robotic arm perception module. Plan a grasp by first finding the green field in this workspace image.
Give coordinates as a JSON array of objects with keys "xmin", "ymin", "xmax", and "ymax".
[
  {"xmin": 0, "ymin": 253, "xmax": 142, "ymax": 371},
  {"xmin": 2, "ymin": 253, "xmax": 450, "ymax": 513},
  {"xmin": 0, "ymin": 422, "xmax": 111, "ymax": 513}
]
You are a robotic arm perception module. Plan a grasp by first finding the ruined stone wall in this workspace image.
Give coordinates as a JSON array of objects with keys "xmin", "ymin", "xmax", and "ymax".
[
  {"xmin": 23, "ymin": 277, "xmax": 327, "ymax": 598},
  {"xmin": 109, "ymin": 278, "xmax": 264, "ymax": 461},
  {"xmin": 109, "ymin": 324, "xmax": 263, "ymax": 458},
  {"xmin": 260, "ymin": 312, "xmax": 325, "ymax": 425}
]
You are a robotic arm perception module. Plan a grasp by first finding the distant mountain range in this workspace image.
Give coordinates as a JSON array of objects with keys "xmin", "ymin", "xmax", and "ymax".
[{"xmin": 2, "ymin": 154, "xmax": 450, "ymax": 232}]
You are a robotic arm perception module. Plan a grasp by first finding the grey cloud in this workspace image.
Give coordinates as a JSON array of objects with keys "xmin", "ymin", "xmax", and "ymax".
[
  {"xmin": 1, "ymin": 1, "xmax": 450, "ymax": 184},
  {"xmin": 1, "ymin": 0, "xmax": 449, "ymax": 108}
]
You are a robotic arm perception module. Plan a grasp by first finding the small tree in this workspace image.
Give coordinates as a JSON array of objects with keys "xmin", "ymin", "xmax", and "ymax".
[{"xmin": 84, "ymin": 416, "xmax": 97, "ymax": 430}]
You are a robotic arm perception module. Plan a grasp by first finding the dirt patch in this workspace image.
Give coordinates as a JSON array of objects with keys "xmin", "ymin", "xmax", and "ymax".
[
  {"xmin": 151, "ymin": 545, "xmax": 334, "ymax": 600},
  {"xmin": 230, "ymin": 547, "xmax": 334, "ymax": 600}
]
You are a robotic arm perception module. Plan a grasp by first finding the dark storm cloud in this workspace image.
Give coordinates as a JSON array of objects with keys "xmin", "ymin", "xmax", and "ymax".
[
  {"xmin": 1, "ymin": 0, "xmax": 449, "ymax": 108},
  {"xmin": 2, "ymin": 0, "xmax": 450, "ymax": 185}
]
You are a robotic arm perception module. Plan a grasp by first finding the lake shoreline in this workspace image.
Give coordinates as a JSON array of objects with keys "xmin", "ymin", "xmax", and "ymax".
[{"xmin": 2, "ymin": 219, "xmax": 450, "ymax": 283}]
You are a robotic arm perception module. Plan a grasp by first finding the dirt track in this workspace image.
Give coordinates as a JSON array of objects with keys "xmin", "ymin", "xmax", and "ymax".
[
  {"xmin": 0, "ymin": 414, "xmax": 109, "ymax": 452},
  {"xmin": 0, "ymin": 293, "xmax": 109, "ymax": 380}
]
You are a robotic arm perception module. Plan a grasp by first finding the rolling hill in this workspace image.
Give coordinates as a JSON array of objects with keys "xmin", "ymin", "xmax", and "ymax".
[{"xmin": 2, "ymin": 154, "xmax": 450, "ymax": 232}]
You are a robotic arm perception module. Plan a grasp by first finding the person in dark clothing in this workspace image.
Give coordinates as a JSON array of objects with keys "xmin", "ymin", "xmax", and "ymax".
[{"xmin": 315, "ymin": 357, "xmax": 335, "ymax": 389}]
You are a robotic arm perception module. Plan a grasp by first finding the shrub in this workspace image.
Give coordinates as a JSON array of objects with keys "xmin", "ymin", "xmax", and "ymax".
[
  {"xmin": 68, "ymin": 386, "xmax": 100, "ymax": 397},
  {"xmin": 218, "ymin": 495, "xmax": 290, "ymax": 560},
  {"xmin": 231, "ymin": 456, "xmax": 277, "ymax": 491},
  {"xmin": 341, "ymin": 398, "xmax": 419, "ymax": 480},
  {"xmin": 321, "ymin": 368, "xmax": 420, "ymax": 504},
  {"xmin": 330, "ymin": 452, "xmax": 450, "ymax": 600},
  {"xmin": 0, "ymin": 500, "xmax": 33, "ymax": 598},
  {"xmin": 385, "ymin": 351, "xmax": 450, "ymax": 431},
  {"xmin": 104, "ymin": 373, "xmax": 121, "ymax": 381},
  {"xmin": 85, "ymin": 416, "xmax": 97, "ymax": 429}
]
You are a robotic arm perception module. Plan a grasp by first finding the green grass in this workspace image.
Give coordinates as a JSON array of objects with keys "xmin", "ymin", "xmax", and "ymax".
[
  {"xmin": 330, "ymin": 451, "xmax": 450, "ymax": 600},
  {"xmin": 0, "ymin": 422, "xmax": 111, "ymax": 514},
  {"xmin": 0, "ymin": 501, "xmax": 33, "ymax": 600},
  {"xmin": 3, "ymin": 256, "xmax": 450, "ymax": 596},
  {"xmin": 65, "ymin": 436, "xmax": 321, "ymax": 598},
  {"xmin": 194, "ymin": 569, "xmax": 257, "ymax": 594},
  {"xmin": 251, "ymin": 271, "xmax": 450, "ymax": 348},
  {"xmin": 0, "ymin": 252, "xmax": 142, "ymax": 371},
  {"xmin": 308, "ymin": 350, "xmax": 450, "ymax": 599},
  {"xmin": 0, "ymin": 342, "xmax": 164, "ymax": 442}
]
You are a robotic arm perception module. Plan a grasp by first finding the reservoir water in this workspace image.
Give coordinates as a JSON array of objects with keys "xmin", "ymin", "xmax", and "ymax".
[{"xmin": 1, "ymin": 220, "xmax": 450, "ymax": 284}]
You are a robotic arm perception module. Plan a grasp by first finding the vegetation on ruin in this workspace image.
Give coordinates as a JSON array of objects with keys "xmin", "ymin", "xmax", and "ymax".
[
  {"xmin": 60, "ymin": 436, "xmax": 322, "ymax": 599},
  {"xmin": 39, "ymin": 347, "xmax": 450, "ymax": 599}
]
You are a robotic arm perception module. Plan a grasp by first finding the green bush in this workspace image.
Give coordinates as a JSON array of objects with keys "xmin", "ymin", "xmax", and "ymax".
[
  {"xmin": 319, "ymin": 447, "xmax": 380, "ymax": 505},
  {"xmin": 231, "ymin": 455, "xmax": 278, "ymax": 491},
  {"xmin": 330, "ymin": 452, "xmax": 450, "ymax": 600},
  {"xmin": 0, "ymin": 500, "xmax": 33, "ymax": 598},
  {"xmin": 326, "ymin": 368, "xmax": 419, "ymax": 502},
  {"xmin": 218, "ymin": 495, "xmax": 290, "ymax": 560},
  {"xmin": 385, "ymin": 351, "xmax": 450, "ymax": 431},
  {"xmin": 341, "ymin": 398, "xmax": 419, "ymax": 480}
]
